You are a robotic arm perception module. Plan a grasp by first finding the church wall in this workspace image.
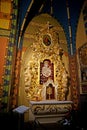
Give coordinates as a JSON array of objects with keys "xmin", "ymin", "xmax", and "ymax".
[
  {"xmin": 0, "ymin": 0, "xmax": 19, "ymax": 112},
  {"xmin": 0, "ymin": 37, "xmax": 8, "ymax": 84},
  {"xmin": 76, "ymin": 0, "xmax": 87, "ymax": 95}
]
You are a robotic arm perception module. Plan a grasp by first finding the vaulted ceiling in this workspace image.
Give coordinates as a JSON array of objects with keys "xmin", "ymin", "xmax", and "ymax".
[
  {"xmin": 0, "ymin": 0, "xmax": 86, "ymax": 53},
  {"xmin": 19, "ymin": 0, "xmax": 85, "ymax": 54}
]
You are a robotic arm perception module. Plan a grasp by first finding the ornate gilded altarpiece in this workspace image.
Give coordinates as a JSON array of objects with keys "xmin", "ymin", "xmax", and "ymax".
[
  {"xmin": 23, "ymin": 23, "xmax": 69, "ymax": 101},
  {"xmin": 79, "ymin": 43, "xmax": 87, "ymax": 93}
]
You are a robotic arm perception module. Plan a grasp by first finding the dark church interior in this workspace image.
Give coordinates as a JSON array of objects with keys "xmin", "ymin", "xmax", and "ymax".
[{"xmin": 0, "ymin": 0, "xmax": 87, "ymax": 129}]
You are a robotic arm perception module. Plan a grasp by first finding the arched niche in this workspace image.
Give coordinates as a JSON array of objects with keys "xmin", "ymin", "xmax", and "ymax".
[{"xmin": 19, "ymin": 13, "xmax": 70, "ymax": 105}]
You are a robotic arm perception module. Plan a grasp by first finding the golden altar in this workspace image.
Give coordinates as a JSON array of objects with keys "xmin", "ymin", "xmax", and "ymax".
[{"xmin": 23, "ymin": 22, "xmax": 73, "ymax": 124}]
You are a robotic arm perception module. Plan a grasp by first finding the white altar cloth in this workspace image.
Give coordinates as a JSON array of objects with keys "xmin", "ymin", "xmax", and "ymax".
[{"xmin": 30, "ymin": 100, "xmax": 73, "ymax": 105}]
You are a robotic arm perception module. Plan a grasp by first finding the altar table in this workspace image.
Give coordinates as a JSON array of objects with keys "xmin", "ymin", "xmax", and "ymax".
[{"xmin": 29, "ymin": 100, "xmax": 73, "ymax": 124}]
